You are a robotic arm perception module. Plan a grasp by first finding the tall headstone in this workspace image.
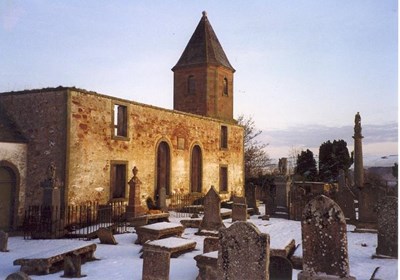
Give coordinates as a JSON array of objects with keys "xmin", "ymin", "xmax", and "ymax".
[
  {"xmin": 126, "ymin": 166, "xmax": 146, "ymax": 220},
  {"xmin": 245, "ymin": 183, "xmax": 260, "ymax": 215},
  {"xmin": 353, "ymin": 112, "xmax": 364, "ymax": 188},
  {"xmin": 269, "ymin": 256, "xmax": 292, "ymax": 280},
  {"xmin": 142, "ymin": 248, "xmax": 170, "ymax": 280},
  {"xmin": 0, "ymin": 230, "xmax": 9, "ymax": 252},
  {"xmin": 198, "ymin": 186, "xmax": 225, "ymax": 234},
  {"xmin": 298, "ymin": 195, "xmax": 355, "ymax": 280},
  {"xmin": 375, "ymin": 196, "xmax": 398, "ymax": 258},
  {"xmin": 218, "ymin": 221, "xmax": 270, "ymax": 280}
]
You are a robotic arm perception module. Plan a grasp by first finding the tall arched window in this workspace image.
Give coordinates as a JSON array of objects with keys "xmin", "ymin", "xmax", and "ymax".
[
  {"xmin": 156, "ymin": 142, "xmax": 171, "ymax": 198},
  {"xmin": 188, "ymin": 75, "xmax": 195, "ymax": 95},
  {"xmin": 223, "ymin": 77, "xmax": 228, "ymax": 96},
  {"xmin": 191, "ymin": 145, "xmax": 202, "ymax": 193}
]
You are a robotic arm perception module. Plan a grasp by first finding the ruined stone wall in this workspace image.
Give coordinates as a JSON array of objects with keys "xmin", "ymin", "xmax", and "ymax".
[
  {"xmin": 0, "ymin": 89, "xmax": 68, "ymax": 206},
  {"xmin": 0, "ymin": 142, "xmax": 27, "ymax": 227},
  {"xmin": 67, "ymin": 89, "xmax": 244, "ymax": 206}
]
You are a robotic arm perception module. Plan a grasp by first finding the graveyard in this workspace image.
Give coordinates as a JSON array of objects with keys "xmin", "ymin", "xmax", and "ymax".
[{"xmin": 0, "ymin": 200, "xmax": 397, "ymax": 280}]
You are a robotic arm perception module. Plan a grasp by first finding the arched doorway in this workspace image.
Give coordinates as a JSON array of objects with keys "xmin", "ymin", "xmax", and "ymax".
[
  {"xmin": 156, "ymin": 141, "xmax": 171, "ymax": 200},
  {"xmin": 0, "ymin": 166, "xmax": 16, "ymax": 230},
  {"xmin": 191, "ymin": 145, "xmax": 202, "ymax": 193}
]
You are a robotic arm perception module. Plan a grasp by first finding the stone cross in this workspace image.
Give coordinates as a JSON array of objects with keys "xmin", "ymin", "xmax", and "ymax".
[
  {"xmin": 298, "ymin": 195, "xmax": 355, "ymax": 280},
  {"xmin": 218, "ymin": 221, "xmax": 270, "ymax": 280},
  {"xmin": 375, "ymin": 196, "xmax": 398, "ymax": 258},
  {"xmin": 142, "ymin": 248, "xmax": 170, "ymax": 280},
  {"xmin": 269, "ymin": 256, "xmax": 292, "ymax": 280},
  {"xmin": 198, "ymin": 186, "xmax": 225, "ymax": 234},
  {"xmin": 0, "ymin": 230, "xmax": 9, "ymax": 252}
]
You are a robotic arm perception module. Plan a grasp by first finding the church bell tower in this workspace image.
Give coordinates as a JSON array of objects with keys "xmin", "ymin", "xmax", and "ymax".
[{"xmin": 172, "ymin": 11, "xmax": 235, "ymax": 121}]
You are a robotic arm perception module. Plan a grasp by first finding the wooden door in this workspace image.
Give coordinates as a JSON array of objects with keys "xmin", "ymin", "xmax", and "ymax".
[
  {"xmin": 0, "ymin": 167, "xmax": 15, "ymax": 230},
  {"xmin": 191, "ymin": 145, "xmax": 202, "ymax": 193},
  {"xmin": 157, "ymin": 142, "xmax": 170, "ymax": 197}
]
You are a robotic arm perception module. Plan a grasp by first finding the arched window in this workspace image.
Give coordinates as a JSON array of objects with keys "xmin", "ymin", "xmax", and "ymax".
[
  {"xmin": 191, "ymin": 145, "xmax": 202, "ymax": 193},
  {"xmin": 188, "ymin": 75, "xmax": 195, "ymax": 95},
  {"xmin": 156, "ymin": 142, "xmax": 171, "ymax": 198},
  {"xmin": 223, "ymin": 77, "xmax": 228, "ymax": 96}
]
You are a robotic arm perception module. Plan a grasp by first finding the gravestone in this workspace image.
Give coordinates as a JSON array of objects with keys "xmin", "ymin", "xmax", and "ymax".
[
  {"xmin": 298, "ymin": 195, "xmax": 355, "ymax": 280},
  {"xmin": 356, "ymin": 184, "xmax": 383, "ymax": 230},
  {"xmin": 0, "ymin": 230, "xmax": 9, "ymax": 252},
  {"xmin": 142, "ymin": 248, "xmax": 170, "ymax": 280},
  {"xmin": 335, "ymin": 170, "xmax": 356, "ymax": 223},
  {"xmin": 218, "ymin": 221, "xmax": 270, "ymax": 280},
  {"xmin": 269, "ymin": 256, "xmax": 292, "ymax": 280},
  {"xmin": 198, "ymin": 186, "xmax": 225, "ymax": 234},
  {"xmin": 97, "ymin": 227, "xmax": 118, "ymax": 245},
  {"xmin": 245, "ymin": 183, "xmax": 260, "ymax": 215},
  {"xmin": 62, "ymin": 252, "xmax": 84, "ymax": 278},
  {"xmin": 375, "ymin": 196, "xmax": 398, "ymax": 258},
  {"xmin": 232, "ymin": 196, "xmax": 247, "ymax": 222},
  {"xmin": 5, "ymin": 272, "xmax": 32, "ymax": 280},
  {"xmin": 203, "ymin": 236, "xmax": 219, "ymax": 253},
  {"xmin": 157, "ymin": 187, "xmax": 167, "ymax": 212}
]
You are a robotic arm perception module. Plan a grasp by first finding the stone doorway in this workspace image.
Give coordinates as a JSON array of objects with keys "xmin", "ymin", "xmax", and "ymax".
[
  {"xmin": 156, "ymin": 141, "xmax": 171, "ymax": 199},
  {"xmin": 191, "ymin": 145, "xmax": 202, "ymax": 193},
  {"xmin": 0, "ymin": 166, "xmax": 16, "ymax": 231}
]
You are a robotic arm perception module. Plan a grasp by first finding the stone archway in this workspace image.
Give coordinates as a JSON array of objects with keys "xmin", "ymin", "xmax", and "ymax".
[
  {"xmin": 0, "ymin": 166, "xmax": 16, "ymax": 230},
  {"xmin": 191, "ymin": 145, "xmax": 202, "ymax": 193}
]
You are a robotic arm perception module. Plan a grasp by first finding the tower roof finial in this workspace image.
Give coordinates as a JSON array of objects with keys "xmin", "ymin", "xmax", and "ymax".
[{"xmin": 202, "ymin": 11, "xmax": 207, "ymax": 17}]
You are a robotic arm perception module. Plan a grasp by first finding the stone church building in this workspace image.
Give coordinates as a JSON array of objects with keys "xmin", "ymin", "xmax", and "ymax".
[{"xmin": 0, "ymin": 12, "xmax": 244, "ymax": 230}]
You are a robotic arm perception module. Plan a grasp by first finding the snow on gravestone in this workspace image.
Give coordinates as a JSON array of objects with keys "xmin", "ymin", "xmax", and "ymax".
[
  {"xmin": 218, "ymin": 221, "xmax": 270, "ymax": 280},
  {"xmin": 298, "ymin": 195, "xmax": 355, "ymax": 280},
  {"xmin": 198, "ymin": 186, "xmax": 225, "ymax": 234},
  {"xmin": 375, "ymin": 196, "xmax": 398, "ymax": 258}
]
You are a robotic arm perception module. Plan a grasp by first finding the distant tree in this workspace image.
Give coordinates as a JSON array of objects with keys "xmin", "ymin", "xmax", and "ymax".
[
  {"xmin": 319, "ymin": 139, "xmax": 352, "ymax": 182},
  {"xmin": 392, "ymin": 163, "xmax": 398, "ymax": 179},
  {"xmin": 237, "ymin": 115, "xmax": 270, "ymax": 181},
  {"xmin": 295, "ymin": 149, "xmax": 318, "ymax": 181}
]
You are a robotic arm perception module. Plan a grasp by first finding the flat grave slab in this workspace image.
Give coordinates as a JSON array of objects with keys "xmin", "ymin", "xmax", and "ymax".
[
  {"xmin": 13, "ymin": 242, "xmax": 96, "ymax": 275},
  {"xmin": 135, "ymin": 222, "xmax": 184, "ymax": 245},
  {"xmin": 143, "ymin": 237, "xmax": 197, "ymax": 257}
]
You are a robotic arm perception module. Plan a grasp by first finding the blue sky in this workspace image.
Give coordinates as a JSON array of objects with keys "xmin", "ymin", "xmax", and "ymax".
[{"xmin": 0, "ymin": 1, "xmax": 397, "ymax": 160}]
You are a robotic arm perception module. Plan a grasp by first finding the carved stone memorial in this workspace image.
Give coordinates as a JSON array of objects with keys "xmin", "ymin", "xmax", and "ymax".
[
  {"xmin": 245, "ymin": 183, "xmax": 260, "ymax": 215},
  {"xmin": 232, "ymin": 196, "xmax": 247, "ymax": 222},
  {"xmin": 198, "ymin": 186, "xmax": 225, "ymax": 235},
  {"xmin": 218, "ymin": 221, "xmax": 270, "ymax": 280},
  {"xmin": 298, "ymin": 195, "xmax": 355, "ymax": 280},
  {"xmin": 142, "ymin": 248, "xmax": 170, "ymax": 280},
  {"xmin": 375, "ymin": 196, "xmax": 398, "ymax": 258},
  {"xmin": 97, "ymin": 227, "xmax": 118, "ymax": 245}
]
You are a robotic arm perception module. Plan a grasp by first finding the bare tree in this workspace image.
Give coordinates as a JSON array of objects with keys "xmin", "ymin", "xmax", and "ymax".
[{"xmin": 237, "ymin": 115, "xmax": 270, "ymax": 180}]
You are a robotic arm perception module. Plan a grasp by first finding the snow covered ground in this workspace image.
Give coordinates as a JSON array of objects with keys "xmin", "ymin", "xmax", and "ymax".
[{"xmin": 0, "ymin": 210, "xmax": 397, "ymax": 280}]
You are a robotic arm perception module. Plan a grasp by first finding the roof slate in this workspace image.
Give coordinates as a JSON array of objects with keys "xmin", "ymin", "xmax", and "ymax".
[{"xmin": 172, "ymin": 11, "xmax": 235, "ymax": 72}]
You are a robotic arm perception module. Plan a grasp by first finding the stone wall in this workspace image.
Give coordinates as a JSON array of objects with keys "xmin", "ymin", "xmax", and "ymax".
[
  {"xmin": 0, "ymin": 89, "xmax": 68, "ymax": 206},
  {"xmin": 0, "ymin": 142, "xmax": 28, "ymax": 227},
  {"xmin": 67, "ymin": 89, "xmax": 244, "ymax": 205}
]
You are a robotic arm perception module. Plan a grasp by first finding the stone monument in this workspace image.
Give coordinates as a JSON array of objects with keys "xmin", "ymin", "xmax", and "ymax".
[
  {"xmin": 126, "ymin": 166, "xmax": 146, "ymax": 220},
  {"xmin": 198, "ymin": 186, "xmax": 225, "ymax": 235}
]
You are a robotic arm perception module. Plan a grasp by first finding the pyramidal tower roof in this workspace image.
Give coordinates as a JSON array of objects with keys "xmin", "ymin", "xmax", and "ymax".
[{"xmin": 172, "ymin": 11, "xmax": 235, "ymax": 72}]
